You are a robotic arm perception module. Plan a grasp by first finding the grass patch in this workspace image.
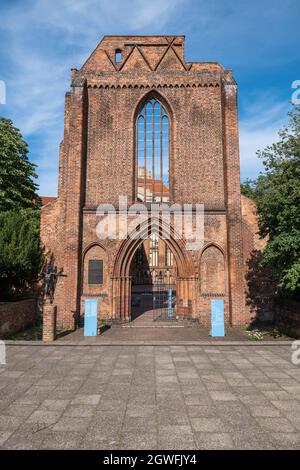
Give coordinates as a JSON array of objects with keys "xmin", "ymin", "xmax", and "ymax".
[{"xmin": 245, "ymin": 325, "xmax": 283, "ymax": 341}]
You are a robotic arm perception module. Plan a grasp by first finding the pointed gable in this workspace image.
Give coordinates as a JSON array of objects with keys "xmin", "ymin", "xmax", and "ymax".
[
  {"xmin": 156, "ymin": 47, "xmax": 186, "ymax": 71},
  {"xmin": 139, "ymin": 46, "xmax": 164, "ymax": 70},
  {"xmin": 79, "ymin": 36, "xmax": 192, "ymax": 74},
  {"xmin": 121, "ymin": 47, "xmax": 152, "ymax": 72},
  {"xmin": 81, "ymin": 48, "xmax": 116, "ymax": 73}
]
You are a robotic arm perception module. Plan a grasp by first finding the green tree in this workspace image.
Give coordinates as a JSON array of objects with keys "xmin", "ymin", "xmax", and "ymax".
[
  {"xmin": 240, "ymin": 179, "xmax": 258, "ymax": 200},
  {"xmin": 0, "ymin": 117, "xmax": 42, "ymax": 300},
  {"xmin": 0, "ymin": 210, "xmax": 43, "ymax": 300},
  {"xmin": 255, "ymin": 105, "xmax": 300, "ymax": 298},
  {"xmin": 0, "ymin": 117, "xmax": 40, "ymax": 211}
]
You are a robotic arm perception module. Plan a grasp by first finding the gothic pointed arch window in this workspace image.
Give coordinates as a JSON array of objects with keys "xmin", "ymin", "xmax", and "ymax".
[{"xmin": 136, "ymin": 97, "xmax": 170, "ymax": 203}]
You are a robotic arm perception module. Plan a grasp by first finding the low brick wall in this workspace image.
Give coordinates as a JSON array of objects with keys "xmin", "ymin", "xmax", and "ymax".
[
  {"xmin": 0, "ymin": 299, "xmax": 37, "ymax": 338},
  {"xmin": 276, "ymin": 301, "xmax": 300, "ymax": 339}
]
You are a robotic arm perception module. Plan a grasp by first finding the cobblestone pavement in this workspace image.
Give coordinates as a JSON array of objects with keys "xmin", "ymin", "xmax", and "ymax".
[{"xmin": 0, "ymin": 344, "xmax": 300, "ymax": 449}]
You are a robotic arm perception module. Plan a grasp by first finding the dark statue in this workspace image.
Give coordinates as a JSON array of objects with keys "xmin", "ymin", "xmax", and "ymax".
[{"xmin": 44, "ymin": 262, "xmax": 66, "ymax": 303}]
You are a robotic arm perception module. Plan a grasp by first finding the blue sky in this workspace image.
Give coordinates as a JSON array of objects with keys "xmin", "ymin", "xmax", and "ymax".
[{"xmin": 0, "ymin": 0, "xmax": 299, "ymax": 196}]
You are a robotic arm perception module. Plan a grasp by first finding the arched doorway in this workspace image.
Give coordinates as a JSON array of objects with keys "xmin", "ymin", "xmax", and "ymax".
[
  {"xmin": 130, "ymin": 233, "xmax": 177, "ymax": 321},
  {"xmin": 111, "ymin": 219, "xmax": 196, "ymax": 322}
]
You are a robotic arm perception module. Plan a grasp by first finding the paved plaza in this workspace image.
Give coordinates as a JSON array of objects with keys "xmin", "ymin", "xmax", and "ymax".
[
  {"xmin": 58, "ymin": 323, "xmax": 250, "ymax": 344},
  {"xmin": 0, "ymin": 343, "xmax": 300, "ymax": 449}
]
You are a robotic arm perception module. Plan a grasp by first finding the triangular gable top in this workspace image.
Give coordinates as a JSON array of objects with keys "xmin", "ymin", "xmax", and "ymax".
[
  {"xmin": 155, "ymin": 46, "xmax": 186, "ymax": 72},
  {"xmin": 81, "ymin": 47, "xmax": 117, "ymax": 73},
  {"xmin": 139, "ymin": 45, "xmax": 165, "ymax": 70},
  {"xmin": 120, "ymin": 46, "xmax": 152, "ymax": 72},
  {"xmin": 79, "ymin": 36, "xmax": 225, "ymax": 75}
]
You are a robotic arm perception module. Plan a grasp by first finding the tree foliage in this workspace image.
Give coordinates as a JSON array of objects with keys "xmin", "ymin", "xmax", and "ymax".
[
  {"xmin": 245, "ymin": 106, "xmax": 300, "ymax": 298},
  {"xmin": 0, "ymin": 117, "xmax": 40, "ymax": 211},
  {"xmin": 240, "ymin": 179, "xmax": 258, "ymax": 200},
  {"xmin": 0, "ymin": 210, "xmax": 43, "ymax": 300},
  {"xmin": 0, "ymin": 117, "xmax": 42, "ymax": 300}
]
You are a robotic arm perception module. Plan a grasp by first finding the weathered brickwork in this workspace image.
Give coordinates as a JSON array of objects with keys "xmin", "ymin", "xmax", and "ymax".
[
  {"xmin": 40, "ymin": 35, "xmax": 260, "ymax": 331},
  {"xmin": 241, "ymin": 195, "xmax": 275, "ymax": 324},
  {"xmin": 0, "ymin": 299, "xmax": 37, "ymax": 338},
  {"xmin": 42, "ymin": 303, "xmax": 57, "ymax": 342}
]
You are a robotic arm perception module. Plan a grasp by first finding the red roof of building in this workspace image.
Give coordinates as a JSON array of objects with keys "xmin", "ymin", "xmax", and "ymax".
[
  {"xmin": 41, "ymin": 196, "xmax": 57, "ymax": 206},
  {"xmin": 138, "ymin": 178, "xmax": 169, "ymax": 194}
]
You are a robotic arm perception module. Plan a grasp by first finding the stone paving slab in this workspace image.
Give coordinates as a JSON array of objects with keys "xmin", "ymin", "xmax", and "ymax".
[
  {"xmin": 0, "ymin": 344, "xmax": 299, "ymax": 449},
  {"xmin": 4, "ymin": 340, "xmax": 293, "ymax": 347},
  {"xmin": 56, "ymin": 325, "xmax": 294, "ymax": 344}
]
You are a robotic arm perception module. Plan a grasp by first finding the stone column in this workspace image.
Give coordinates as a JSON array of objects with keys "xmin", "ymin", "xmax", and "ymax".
[
  {"xmin": 117, "ymin": 276, "xmax": 132, "ymax": 322},
  {"xmin": 43, "ymin": 302, "xmax": 57, "ymax": 342},
  {"xmin": 176, "ymin": 277, "xmax": 183, "ymax": 317},
  {"xmin": 222, "ymin": 73, "xmax": 246, "ymax": 325},
  {"xmin": 61, "ymin": 82, "xmax": 88, "ymax": 330},
  {"xmin": 189, "ymin": 277, "xmax": 198, "ymax": 319},
  {"xmin": 124, "ymin": 276, "xmax": 132, "ymax": 322}
]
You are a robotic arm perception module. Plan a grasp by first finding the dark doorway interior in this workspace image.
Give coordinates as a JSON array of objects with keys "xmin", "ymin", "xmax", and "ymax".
[{"xmin": 130, "ymin": 235, "xmax": 177, "ymax": 321}]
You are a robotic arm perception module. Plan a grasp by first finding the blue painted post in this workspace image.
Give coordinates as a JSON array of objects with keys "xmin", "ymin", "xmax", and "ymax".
[
  {"xmin": 168, "ymin": 289, "xmax": 172, "ymax": 319},
  {"xmin": 211, "ymin": 299, "xmax": 225, "ymax": 337},
  {"xmin": 84, "ymin": 299, "xmax": 98, "ymax": 337}
]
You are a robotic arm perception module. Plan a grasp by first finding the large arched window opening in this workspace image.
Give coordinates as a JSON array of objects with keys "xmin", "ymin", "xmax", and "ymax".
[{"xmin": 136, "ymin": 97, "xmax": 170, "ymax": 203}]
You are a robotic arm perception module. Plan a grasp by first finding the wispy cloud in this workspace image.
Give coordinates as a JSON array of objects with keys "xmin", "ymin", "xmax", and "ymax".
[
  {"xmin": 0, "ymin": 0, "xmax": 186, "ymax": 195},
  {"xmin": 239, "ymin": 93, "xmax": 290, "ymax": 180},
  {"xmin": 0, "ymin": 0, "xmax": 297, "ymax": 194}
]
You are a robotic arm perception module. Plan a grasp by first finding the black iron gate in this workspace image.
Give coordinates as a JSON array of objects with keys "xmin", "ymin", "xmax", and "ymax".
[{"xmin": 152, "ymin": 277, "xmax": 176, "ymax": 321}]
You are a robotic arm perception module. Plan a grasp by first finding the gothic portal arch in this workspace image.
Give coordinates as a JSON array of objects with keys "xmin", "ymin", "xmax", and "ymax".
[{"xmin": 111, "ymin": 218, "xmax": 196, "ymax": 320}]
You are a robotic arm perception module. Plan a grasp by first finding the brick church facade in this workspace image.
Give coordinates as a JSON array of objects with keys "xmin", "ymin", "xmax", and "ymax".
[{"xmin": 41, "ymin": 35, "xmax": 261, "ymax": 331}]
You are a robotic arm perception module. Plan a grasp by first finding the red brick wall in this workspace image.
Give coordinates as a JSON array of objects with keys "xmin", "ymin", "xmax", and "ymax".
[
  {"xmin": 40, "ymin": 35, "xmax": 255, "ymax": 328},
  {"xmin": 241, "ymin": 195, "xmax": 276, "ymax": 323},
  {"xmin": 241, "ymin": 195, "xmax": 266, "ymax": 256},
  {"xmin": 85, "ymin": 85, "xmax": 225, "ymax": 208},
  {"xmin": 0, "ymin": 299, "xmax": 37, "ymax": 338},
  {"xmin": 40, "ymin": 198, "xmax": 61, "ymax": 256}
]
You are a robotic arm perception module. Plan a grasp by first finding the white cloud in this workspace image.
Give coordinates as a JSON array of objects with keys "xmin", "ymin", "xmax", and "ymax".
[
  {"xmin": 0, "ymin": 0, "xmax": 186, "ymax": 195},
  {"xmin": 0, "ymin": 0, "xmax": 294, "ymax": 194},
  {"xmin": 239, "ymin": 94, "xmax": 290, "ymax": 180}
]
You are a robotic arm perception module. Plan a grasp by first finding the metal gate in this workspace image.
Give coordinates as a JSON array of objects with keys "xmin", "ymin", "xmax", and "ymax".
[{"xmin": 152, "ymin": 277, "xmax": 176, "ymax": 321}]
